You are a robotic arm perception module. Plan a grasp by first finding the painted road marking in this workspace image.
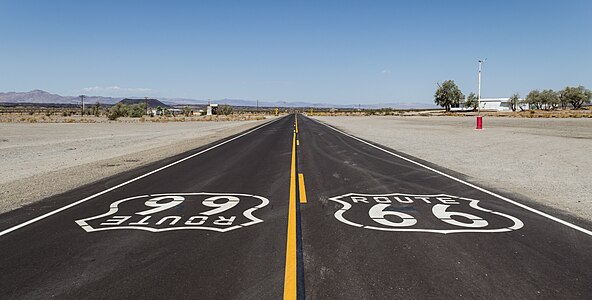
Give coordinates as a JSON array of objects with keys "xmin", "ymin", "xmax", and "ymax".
[
  {"xmin": 297, "ymin": 140, "xmax": 300, "ymax": 146},
  {"xmin": 298, "ymin": 174, "xmax": 307, "ymax": 204},
  {"xmin": 75, "ymin": 193, "xmax": 270, "ymax": 233},
  {"xmin": 329, "ymin": 193, "xmax": 523, "ymax": 234},
  {"xmin": 0, "ymin": 117, "xmax": 283, "ymax": 238},
  {"xmin": 313, "ymin": 118, "xmax": 592, "ymax": 237},
  {"xmin": 283, "ymin": 131, "xmax": 297, "ymax": 300}
]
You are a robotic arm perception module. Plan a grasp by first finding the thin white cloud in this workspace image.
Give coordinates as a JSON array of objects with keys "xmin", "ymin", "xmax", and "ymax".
[
  {"xmin": 381, "ymin": 69, "xmax": 392, "ymax": 74},
  {"xmin": 82, "ymin": 86, "xmax": 152, "ymax": 93}
]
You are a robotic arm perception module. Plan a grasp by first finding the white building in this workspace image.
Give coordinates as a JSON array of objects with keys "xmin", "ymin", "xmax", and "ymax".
[
  {"xmin": 479, "ymin": 98, "xmax": 528, "ymax": 111},
  {"xmin": 206, "ymin": 104, "xmax": 219, "ymax": 115},
  {"xmin": 479, "ymin": 98, "xmax": 511, "ymax": 111},
  {"xmin": 451, "ymin": 97, "xmax": 528, "ymax": 112}
]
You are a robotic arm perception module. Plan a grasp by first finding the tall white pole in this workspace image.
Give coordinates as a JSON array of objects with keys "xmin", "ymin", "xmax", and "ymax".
[
  {"xmin": 477, "ymin": 60, "xmax": 482, "ymax": 116},
  {"xmin": 477, "ymin": 58, "xmax": 486, "ymax": 116}
]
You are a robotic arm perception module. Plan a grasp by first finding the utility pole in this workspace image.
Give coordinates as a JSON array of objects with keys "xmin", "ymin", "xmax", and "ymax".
[
  {"xmin": 256, "ymin": 99, "xmax": 259, "ymax": 113},
  {"xmin": 80, "ymin": 95, "xmax": 85, "ymax": 116}
]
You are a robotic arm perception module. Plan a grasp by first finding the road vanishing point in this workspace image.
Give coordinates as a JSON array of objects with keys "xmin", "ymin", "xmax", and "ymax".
[{"xmin": 1, "ymin": 114, "xmax": 591, "ymax": 299}]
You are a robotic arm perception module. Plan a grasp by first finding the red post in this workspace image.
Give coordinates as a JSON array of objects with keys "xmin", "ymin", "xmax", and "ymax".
[{"xmin": 476, "ymin": 115, "xmax": 483, "ymax": 130}]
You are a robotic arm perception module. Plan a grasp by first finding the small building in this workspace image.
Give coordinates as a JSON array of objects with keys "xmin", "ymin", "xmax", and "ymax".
[
  {"xmin": 479, "ymin": 98, "xmax": 528, "ymax": 111},
  {"xmin": 479, "ymin": 98, "xmax": 511, "ymax": 111},
  {"xmin": 207, "ymin": 104, "xmax": 219, "ymax": 115},
  {"xmin": 451, "ymin": 97, "xmax": 528, "ymax": 112}
]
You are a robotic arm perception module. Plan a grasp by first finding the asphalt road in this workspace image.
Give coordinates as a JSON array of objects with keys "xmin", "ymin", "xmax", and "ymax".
[{"xmin": 0, "ymin": 114, "xmax": 591, "ymax": 299}]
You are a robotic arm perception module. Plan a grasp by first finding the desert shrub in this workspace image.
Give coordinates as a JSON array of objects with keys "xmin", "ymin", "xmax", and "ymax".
[
  {"xmin": 182, "ymin": 106, "xmax": 193, "ymax": 117},
  {"xmin": 92, "ymin": 102, "xmax": 102, "ymax": 117},
  {"xmin": 108, "ymin": 103, "xmax": 128, "ymax": 120},
  {"xmin": 128, "ymin": 103, "xmax": 146, "ymax": 118},
  {"xmin": 218, "ymin": 105, "xmax": 234, "ymax": 115}
]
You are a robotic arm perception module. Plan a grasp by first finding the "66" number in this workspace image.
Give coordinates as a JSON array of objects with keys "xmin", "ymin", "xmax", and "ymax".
[{"xmin": 369, "ymin": 204, "xmax": 488, "ymax": 228}]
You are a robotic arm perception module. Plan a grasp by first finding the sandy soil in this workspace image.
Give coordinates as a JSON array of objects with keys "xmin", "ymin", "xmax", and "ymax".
[
  {"xmin": 313, "ymin": 115, "xmax": 592, "ymax": 221},
  {"xmin": 0, "ymin": 118, "xmax": 274, "ymax": 213}
]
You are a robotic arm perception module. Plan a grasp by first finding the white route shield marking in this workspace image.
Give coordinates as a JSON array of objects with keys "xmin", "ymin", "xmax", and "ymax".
[
  {"xmin": 76, "ymin": 192, "xmax": 270, "ymax": 233},
  {"xmin": 329, "ymin": 193, "xmax": 524, "ymax": 234}
]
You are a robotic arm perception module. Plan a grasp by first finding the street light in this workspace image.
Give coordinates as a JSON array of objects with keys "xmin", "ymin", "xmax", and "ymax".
[
  {"xmin": 476, "ymin": 59, "xmax": 486, "ymax": 130},
  {"xmin": 477, "ymin": 58, "xmax": 487, "ymax": 115}
]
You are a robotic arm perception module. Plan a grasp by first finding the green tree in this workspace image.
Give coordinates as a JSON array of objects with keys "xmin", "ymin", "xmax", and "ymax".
[
  {"xmin": 560, "ymin": 86, "xmax": 591, "ymax": 109},
  {"xmin": 465, "ymin": 92, "xmax": 478, "ymax": 111},
  {"xmin": 508, "ymin": 93, "xmax": 520, "ymax": 112},
  {"xmin": 525, "ymin": 90, "xmax": 541, "ymax": 110},
  {"xmin": 539, "ymin": 89, "xmax": 559, "ymax": 110},
  {"xmin": 434, "ymin": 80, "xmax": 464, "ymax": 112}
]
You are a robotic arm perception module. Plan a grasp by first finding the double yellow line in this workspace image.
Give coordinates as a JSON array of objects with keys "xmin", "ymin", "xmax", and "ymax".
[{"xmin": 284, "ymin": 114, "xmax": 307, "ymax": 299}]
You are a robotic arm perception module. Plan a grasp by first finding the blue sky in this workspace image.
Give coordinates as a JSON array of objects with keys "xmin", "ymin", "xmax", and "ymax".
[{"xmin": 1, "ymin": 0, "xmax": 590, "ymax": 105}]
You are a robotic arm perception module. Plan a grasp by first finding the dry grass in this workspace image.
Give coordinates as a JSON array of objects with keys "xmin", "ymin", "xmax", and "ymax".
[
  {"xmin": 0, "ymin": 113, "xmax": 268, "ymax": 123},
  {"xmin": 312, "ymin": 108, "xmax": 592, "ymax": 118}
]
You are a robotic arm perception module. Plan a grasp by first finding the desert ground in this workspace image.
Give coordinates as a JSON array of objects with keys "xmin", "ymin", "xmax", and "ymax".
[
  {"xmin": 0, "ymin": 117, "xmax": 274, "ymax": 213},
  {"xmin": 312, "ymin": 115, "xmax": 592, "ymax": 221}
]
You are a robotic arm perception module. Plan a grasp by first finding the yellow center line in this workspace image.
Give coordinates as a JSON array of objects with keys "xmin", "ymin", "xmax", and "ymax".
[
  {"xmin": 298, "ymin": 173, "xmax": 307, "ymax": 204},
  {"xmin": 283, "ymin": 131, "xmax": 297, "ymax": 300},
  {"xmin": 295, "ymin": 114, "xmax": 299, "ymax": 133}
]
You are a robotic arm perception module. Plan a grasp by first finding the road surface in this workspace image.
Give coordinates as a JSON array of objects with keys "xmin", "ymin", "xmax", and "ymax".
[{"xmin": 1, "ymin": 114, "xmax": 591, "ymax": 299}]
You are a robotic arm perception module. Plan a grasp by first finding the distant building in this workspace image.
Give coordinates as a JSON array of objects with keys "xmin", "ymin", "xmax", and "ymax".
[
  {"xmin": 452, "ymin": 97, "xmax": 528, "ymax": 112},
  {"xmin": 479, "ymin": 98, "xmax": 528, "ymax": 111},
  {"xmin": 478, "ymin": 98, "xmax": 510, "ymax": 111},
  {"xmin": 207, "ymin": 104, "xmax": 218, "ymax": 115}
]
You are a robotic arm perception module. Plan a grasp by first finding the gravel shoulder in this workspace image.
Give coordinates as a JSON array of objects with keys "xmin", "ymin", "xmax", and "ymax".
[
  {"xmin": 313, "ymin": 115, "xmax": 592, "ymax": 221},
  {"xmin": 0, "ymin": 118, "xmax": 274, "ymax": 213}
]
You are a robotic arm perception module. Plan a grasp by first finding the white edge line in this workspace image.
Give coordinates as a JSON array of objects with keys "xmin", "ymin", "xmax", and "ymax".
[
  {"xmin": 0, "ymin": 116, "xmax": 284, "ymax": 237},
  {"xmin": 310, "ymin": 117, "xmax": 592, "ymax": 237}
]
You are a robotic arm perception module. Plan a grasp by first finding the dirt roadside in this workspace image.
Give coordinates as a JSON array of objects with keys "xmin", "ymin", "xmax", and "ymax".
[
  {"xmin": 313, "ymin": 115, "xmax": 592, "ymax": 222},
  {"xmin": 0, "ymin": 118, "xmax": 275, "ymax": 214}
]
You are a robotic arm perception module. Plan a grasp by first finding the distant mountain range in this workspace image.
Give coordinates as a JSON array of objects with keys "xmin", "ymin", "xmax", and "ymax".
[
  {"xmin": 0, "ymin": 90, "xmax": 437, "ymax": 109},
  {"xmin": 0, "ymin": 90, "xmax": 121, "ymax": 105}
]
